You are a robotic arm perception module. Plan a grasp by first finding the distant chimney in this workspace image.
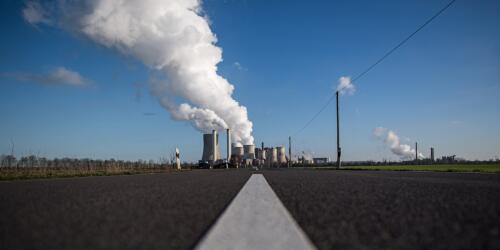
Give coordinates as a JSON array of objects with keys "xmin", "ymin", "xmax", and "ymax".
[
  {"xmin": 213, "ymin": 130, "xmax": 217, "ymax": 163},
  {"xmin": 431, "ymin": 147, "xmax": 435, "ymax": 162},
  {"xmin": 415, "ymin": 142, "xmax": 418, "ymax": 161},
  {"xmin": 227, "ymin": 129, "xmax": 231, "ymax": 163}
]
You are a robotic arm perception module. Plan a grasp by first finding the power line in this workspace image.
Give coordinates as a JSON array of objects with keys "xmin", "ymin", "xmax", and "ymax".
[{"xmin": 292, "ymin": 0, "xmax": 457, "ymax": 138}]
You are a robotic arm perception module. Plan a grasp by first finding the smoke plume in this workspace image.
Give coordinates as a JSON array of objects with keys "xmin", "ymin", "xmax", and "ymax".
[
  {"xmin": 373, "ymin": 127, "xmax": 423, "ymax": 160},
  {"xmin": 336, "ymin": 76, "xmax": 356, "ymax": 95},
  {"xmin": 23, "ymin": 0, "xmax": 254, "ymax": 144}
]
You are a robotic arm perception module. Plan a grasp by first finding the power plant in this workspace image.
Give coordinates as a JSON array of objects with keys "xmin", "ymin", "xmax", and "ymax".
[{"xmin": 199, "ymin": 129, "xmax": 289, "ymax": 168}]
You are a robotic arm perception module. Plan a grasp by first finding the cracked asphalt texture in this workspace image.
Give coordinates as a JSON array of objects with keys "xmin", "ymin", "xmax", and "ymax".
[
  {"xmin": 0, "ymin": 170, "xmax": 251, "ymax": 250},
  {"xmin": 263, "ymin": 169, "xmax": 500, "ymax": 250}
]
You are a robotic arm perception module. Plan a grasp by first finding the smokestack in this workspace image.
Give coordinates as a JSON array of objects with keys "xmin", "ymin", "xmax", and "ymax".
[
  {"xmin": 415, "ymin": 142, "xmax": 418, "ymax": 162},
  {"xmin": 289, "ymin": 136, "xmax": 292, "ymax": 166},
  {"xmin": 226, "ymin": 129, "xmax": 231, "ymax": 168},
  {"xmin": 431, "ymin": 147, "xmax": 435, "ymax": 163},
  {"xmin": 213, "ymin": 130, "xmax": 217, "ymax": 164}
]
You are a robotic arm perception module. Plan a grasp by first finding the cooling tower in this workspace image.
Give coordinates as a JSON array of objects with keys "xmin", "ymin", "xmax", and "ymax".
[
  {"xmin": 231, "ymin": 143, "xmax": 244, "ymax": 158},
  {"xmin": 256, "ymin": 148, "xmax": 266, "ymax": 160},
  {"xmin": 201, "ymin": 131, "xmax": 221, "ymax": 162},
  {"xmin": 265, "ymin": 147, "xmax": 277, "ymax": 166},
  {"xmin": 244, "ymin": 145, "xmax": 256, "ymax": 159},
  {"xmin": 276, "ymin": 146, "xmax": 287, "ymax": 164}
]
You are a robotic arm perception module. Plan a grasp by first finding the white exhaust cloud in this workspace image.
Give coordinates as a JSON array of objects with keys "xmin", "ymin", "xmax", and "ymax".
[
  {"xmin": 336, "ymin": 76, "xmax": 356, "ymax": 95},
  {"xmin": 23, "ymin": 0, "xmax": 254, "ymax": 144},
  {"xmin": 373, "ymin": 127, "xmax": 424, "ymax": 160}
]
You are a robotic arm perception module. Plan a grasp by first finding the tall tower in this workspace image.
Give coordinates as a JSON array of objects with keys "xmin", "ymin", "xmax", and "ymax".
[
  {"xmin": 415, "ymin": 142, "xmax": 418, "ymax": 162},
  {"xmin": 213, "ymin": 130, "xmax": 217, "ymax": 163},
  {"xmin": 226, "ymin": 129, "xmax": 231, "ymax": 168},
  {"xmin": 431, "ymin": 147, "xmax": 435, "ymax": 163}
]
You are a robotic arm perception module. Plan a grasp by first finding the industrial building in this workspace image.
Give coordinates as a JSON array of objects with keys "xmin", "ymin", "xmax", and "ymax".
[
  {"xmin": 313, "ymin": 157, "xmax": 329, "ymax": 164},
  {"xmin": 199, "ymin": 129, "xmax": 289, "ymax": 168}
]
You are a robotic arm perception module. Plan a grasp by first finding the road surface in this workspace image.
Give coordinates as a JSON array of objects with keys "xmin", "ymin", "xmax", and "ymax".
[{"xmin": 1, "ymin": 169, "xmax": 499, "ymax": 249}]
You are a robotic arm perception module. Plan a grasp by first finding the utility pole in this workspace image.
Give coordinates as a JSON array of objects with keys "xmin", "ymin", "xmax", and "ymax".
[
  {"xmin": 288, "ymin": 136, "xmax": 292, "ymax": 167},
  {"xmin": 336, "ymin": 91, "xmax": 341, "ymax": 169}
]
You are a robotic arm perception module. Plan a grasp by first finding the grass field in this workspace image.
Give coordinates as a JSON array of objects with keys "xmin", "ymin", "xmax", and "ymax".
[
  {"xmin": 316, "ymin": 164, "xmax": 500, "ymax": 173},
  {"xmin": 0, "ymin": 167, "xmax": 181, "ymax": 181},
  {"xmin": 2, "ymin": 164, "xmax": 499, "ymax": 181}
]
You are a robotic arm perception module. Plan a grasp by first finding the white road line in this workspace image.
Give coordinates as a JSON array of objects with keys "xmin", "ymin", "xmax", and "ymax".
[{"xmin": 195, "ymin": 174, "xmax": 317, "ymax": 250}]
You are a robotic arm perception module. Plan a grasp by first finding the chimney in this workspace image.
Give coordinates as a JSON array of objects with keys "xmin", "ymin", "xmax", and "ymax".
[
  {"xmin": 415, "ymin": 142, "xmax": 418, "ymax": 162},
  {"xmin": 431, "ymin": 147, "xmax": 435, "ymax": 163},
  {"xmin": 227, "ymin": 129, "xmax": 231, "ymax": 163},
  {"xmin": 213, "ymin": 130, "xmax": 217, "ymax": 162}
]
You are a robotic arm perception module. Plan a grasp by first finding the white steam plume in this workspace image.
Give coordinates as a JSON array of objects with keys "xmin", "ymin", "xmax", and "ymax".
[
  {"xmin": 373, "ymin": 127, "xmax": 424, "ymax": 160},
  {"xmin": 24, "ymin": 0, "xmax": 254, "ymax": 144},
  {"xmin": 336, "ymin": 76, "xmax": 356, "ymax": 95}
]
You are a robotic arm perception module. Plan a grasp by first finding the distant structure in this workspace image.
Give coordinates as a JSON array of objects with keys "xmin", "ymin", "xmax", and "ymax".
[
  {"xmin": 440, "ymin": 155, "xmax": 456, "ymax": 164},
  {"xmin": 299, "ymin": 156, "xmax": 313, "ymax": 165},
  {"xmin": 199, "ymin": 133, "xmax": 288, "ymax": 168},
  {"xmin": 226, "ymin": 129, "xmax": 231, "ymax": 168},
  {"xmin": 201, "ymin": 130, "xmax": 221, "ymax": 164},
  {"xmin": 175, "ymin": 148, "xmax": 181, "ymax": 170},
  {"xmin": 276, "ymin": 146, "xmax": 286, "ymax": 164},
  {"xmin": 313, "ymin": 157, "xmax": 329, "ymax": 164},
  {"xmin": 430, "ymin": 147, "xmax": 435, "ymax": 163},
  {"xmin": 231, "ymin": 143, "xmax": 244, "ymax": 167},
  {"xmin": 415, "ymin": 142, "xmax": 418, "ymax": 161},
  {"xmin": 243, "ymin": 144, "xmax": 256, "ymax": 165},
  {"xmin": 288, "ymin": 136, "xmax": 292, "ymax": 166},
  {"xmin": 265, "ymin": 147, "xmax": 278, "ymax": 167}
]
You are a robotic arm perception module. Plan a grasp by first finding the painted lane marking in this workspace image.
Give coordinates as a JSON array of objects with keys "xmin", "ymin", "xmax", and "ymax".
[{"xmin": 195, "ymin": 174, "xmax": 317, "ymax": 250}]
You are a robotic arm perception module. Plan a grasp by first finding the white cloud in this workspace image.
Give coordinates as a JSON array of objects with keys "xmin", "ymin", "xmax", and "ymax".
[
  {"xmin": 336, "ymin": 76, "xmax": 356, "ymax": 95},
  {"xmin": 3, "ymin": 67, "xmax": 89, "ymax": 87},
  {"xmin": 22, "ymin": 1, "xmax": 51, "ymax": 26},
  {"xmin": 233, "ymin": 62, "xmax": 246, "ymax": 71}
]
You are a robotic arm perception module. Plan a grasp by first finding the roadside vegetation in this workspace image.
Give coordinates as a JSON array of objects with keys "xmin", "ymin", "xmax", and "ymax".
[
  {"xmin": 315, "ymin": 164, "xmax": 500, "ymax": 173},
  {"xmin": 0, "ymin": 155, "xmax": 191, "ymax": 181}
]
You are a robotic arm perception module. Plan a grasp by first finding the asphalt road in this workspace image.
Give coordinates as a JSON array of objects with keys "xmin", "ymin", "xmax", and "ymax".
[
  {"xmin": 1, "ymin": 169, "xmax": 499, "ymax": 250},
  {"xmin": 264, "ymin": 170, "xmax": 500, "ymax": 250},
  {"xmin": 0, "ymin": 170, "xmax": 252, "ymax": 250}
]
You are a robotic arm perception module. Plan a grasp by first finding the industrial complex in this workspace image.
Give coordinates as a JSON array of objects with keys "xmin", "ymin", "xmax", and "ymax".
[{"xmin": 199, "ymin": 129, "xmax": 290, "ymax": 168}]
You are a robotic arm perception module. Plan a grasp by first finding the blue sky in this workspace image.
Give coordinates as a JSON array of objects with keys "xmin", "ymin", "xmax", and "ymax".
[{"xmin": 1, "ymin": 0, "xmax": 499, "ymax": 162}]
